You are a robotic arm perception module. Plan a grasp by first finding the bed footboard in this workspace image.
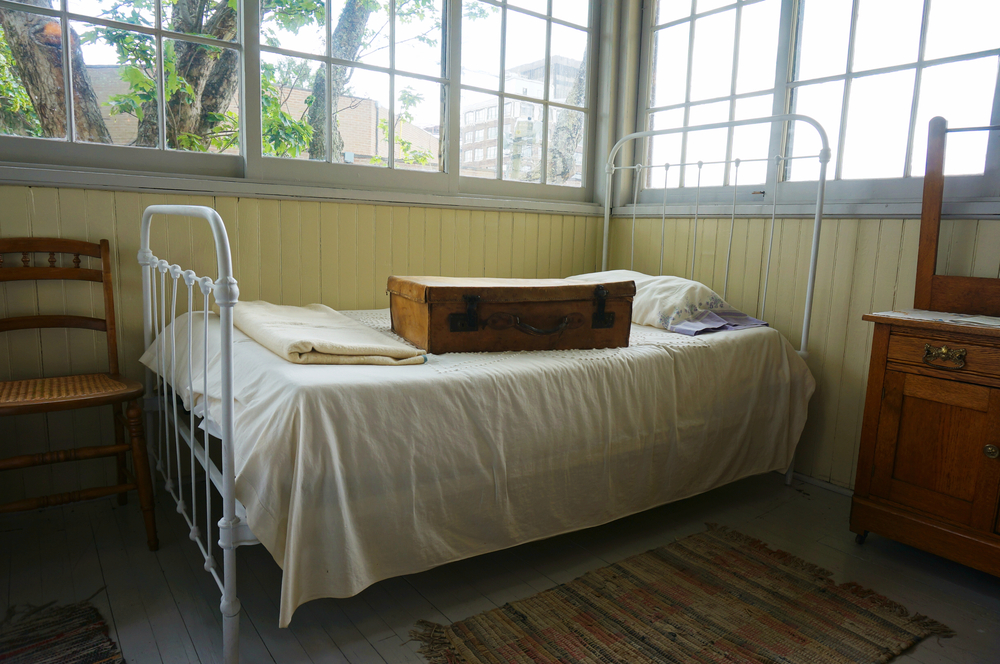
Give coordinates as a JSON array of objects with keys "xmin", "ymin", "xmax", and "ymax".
[{"xmin": 139, "ymin": 205, "xmax": 248, "ymax": 664}]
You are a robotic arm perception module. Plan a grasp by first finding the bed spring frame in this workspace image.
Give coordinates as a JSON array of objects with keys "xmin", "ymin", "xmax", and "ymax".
[{"xmin": 139, "ymin": 114, "xmax": 829, "ymax": 664}]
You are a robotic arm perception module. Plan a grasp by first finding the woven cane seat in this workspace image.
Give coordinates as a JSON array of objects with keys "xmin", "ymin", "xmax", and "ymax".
[{"xmin": 0, "ymin": 373, "xmax": 143, "ymax": 416}]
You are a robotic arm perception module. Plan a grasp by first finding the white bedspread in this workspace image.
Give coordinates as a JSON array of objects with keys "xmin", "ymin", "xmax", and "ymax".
[{"xmin": 141, "ymin": 310, "xmax": 814, "ymax": 627}]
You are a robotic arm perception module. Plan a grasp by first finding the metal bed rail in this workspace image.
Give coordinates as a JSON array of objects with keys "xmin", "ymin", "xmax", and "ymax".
[
  {"xmin": 601, "ymin": 114, "xmax": 832, "ymax": 359},
  {"xmin": 139, "ymin": 205, "xmax": 246, "ymax": 664}
]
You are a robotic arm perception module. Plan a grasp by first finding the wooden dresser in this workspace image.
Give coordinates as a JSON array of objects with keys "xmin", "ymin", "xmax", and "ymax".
[{"xmin": 850, "ymin": 116, "xmax": 1000, "ymax": 576}]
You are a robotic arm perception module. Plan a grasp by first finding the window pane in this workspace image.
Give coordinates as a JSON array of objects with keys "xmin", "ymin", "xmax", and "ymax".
[
  {"xmin": 165, "ymin": 0, "xmax": 239, "ymax": 41},
  {"xmin": 795, "ymin": 0, "xmax": 851, "ymax": 81},
  {"xmin": 260, "ymin": 0, "xmax": 323, "ymax": 55},
  {"xmin": 853, "ymin": 0, "xmax": 922, "ymax": 72},
  {"xmin": 689, "ymin": 9, "xmax": 735, "ymax": 102},
  {"xmin": 0, "ymin": 19, "xmax": 47, "ymax": 138},
  {"xmin": 462, "ymin": 0, "xmax": 502, "ymax": 90},
  {"xmin": 507, "ymin": 0, "xmax": 546, "ymax": 13},
  {"xmin": 648, "ymin": 109, "xmax": 683, "ymax": 188},
  {"xmin": 787, "ymin": 80, "xmax": 843, "ymax": 181},
  {"xmin": 658, "ymin": 1, "xmax": 691, "ymax": 25},
  {"xmin": 731, "ymin": 94, "xmax": 773, "ymax": 185},
  {"xmin": 841, "ymin": 69, "xmax": 915, "ymax": 179},
  {"xmin": 547, "ymin": 106, "xmax": 584, "ymax": 187},
  {"xmin": 333, "ymin": 0, "xmax": 390, "ymax": 68},
  {"xmin": 69, "ymin": 0, "xmax": 154, "ymax": 27},
  {"xmin": 686, "ymin": 100, "xmax": 730, "ymax": 186},
  {"xmin": 396, "ymin": 0, "xmax": 444, "ymax": 77},
  {"xmin": 335, "ymin": 66, "xmax": 389, "ymax": 166},
  {"xmin": 697, "ymin": 0, "xmax": 732, "ymax": 13},
  {"xmin": 461, "ymin": 89, "xmax": 498, "ymax": 178},
  {"xmin": 505, "ymin": 9, "xmax": 547, "ymax": 100},
  {"xmin": 550, "ymin": 24, "xmax": 587, "ymax": 106},
  {"xmin": 652, "ymin": 23, "xmax": 689, "ymax": 108},
  {"xmin": 735, "ymin": 0, "xmax": 779, "ymax": 95},
  {"xmin": 911, "ymin": 57, "xmax": 998, "ymax": 176},
  {"xmin": 162, "ymin": 40, "xmax": 240, "ymax": 153},
  {"xmin": 552, "ymin": 0, "xmax": 589, "ymax": 27},
  {"xmin": 261, "ymin": 53, "xmax": 322, "ymax": 159},
  {"xmin": 393, "ymin": 76, "xmax": 443, "ymax": 172},
  {"xmin": 925, "ymin": 0, "xmax": 1000, "ymax": 61},
  {"xmin": 503, "ymin": 96, "xmax": 541, "ymax": 182},
  {"xmin": 74, "ymin": 21, "xmax": 159, "ymax": 147}
]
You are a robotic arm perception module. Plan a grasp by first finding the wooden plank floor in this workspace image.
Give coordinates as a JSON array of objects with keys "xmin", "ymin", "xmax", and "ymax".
[{"xmin": 2, "ymin": 472, "xmax": 998, "ymax": 663}]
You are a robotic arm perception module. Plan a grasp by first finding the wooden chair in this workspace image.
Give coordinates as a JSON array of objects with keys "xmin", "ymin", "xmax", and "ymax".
[{"xmin": 0, "ymin": 238, "xmax": 158, "ymax": 551}]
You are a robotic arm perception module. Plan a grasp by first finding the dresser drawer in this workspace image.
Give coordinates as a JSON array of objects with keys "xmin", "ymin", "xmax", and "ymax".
[{"xmin": 887, "ymin": 333, "xmax": 1000, "ymax": 377}]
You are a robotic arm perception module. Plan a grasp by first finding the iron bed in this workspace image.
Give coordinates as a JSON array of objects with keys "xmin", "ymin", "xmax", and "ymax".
[{"xmin": 138, "ymin": 114, "xmax": 830, "ymax": 664}]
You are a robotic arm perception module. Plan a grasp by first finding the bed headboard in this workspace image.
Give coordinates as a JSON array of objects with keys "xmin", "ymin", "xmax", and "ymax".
[
  {"xmin": 914, "ymin": 116, "xmax": 1000, "ymax": 316},
  {"xmin": 601, "ymin": 114, "xmax": 832, "ymax": 357}
]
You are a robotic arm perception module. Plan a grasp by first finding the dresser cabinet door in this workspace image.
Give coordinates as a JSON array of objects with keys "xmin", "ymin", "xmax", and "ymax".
[{"xmin": 870, "ymin": 371, "xmax": 1000, "ymax": 532}]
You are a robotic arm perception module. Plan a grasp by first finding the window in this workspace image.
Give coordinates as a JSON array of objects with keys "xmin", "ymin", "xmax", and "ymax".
[
  {"xmin": 0, "ymin": 0, "xmax": 241, "ymax": 157},
  {"xmin": 475, "ymin": 148, "xmax": 484, "ymax": 160},
  {"xmin": 640, "ymin": 0, "xmax": 1000, "ymax": 201},
  {"xmin": 465, "ymin": 131, "xmax": 474, "ymax": 142},
  {"xmin": 459, "ymin": 0, "xmax": 593, "ymax": 188},
  {"xmin": 465, "ymin": 150, "xmax": 473, "ymax": 161},
  {"xmin": 487, "ymin": 146, "xmax": 497, "ymax": 158},
  {"xmin": 788, "ymin": 0, "xmax": 1000, "ymax": 181},
  {"xmin": 475, "ymin": 129, "xmax": 485, "ymax": 141}
]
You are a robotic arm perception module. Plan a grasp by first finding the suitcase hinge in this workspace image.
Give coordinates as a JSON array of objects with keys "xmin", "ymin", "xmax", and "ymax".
[
  {"xmin": 448, "ymin": 294, "xmax": 481, "ymax": 332},
  {"xmin": 592, "ymin": 285, "xmax": 615, "ymax": 329}
]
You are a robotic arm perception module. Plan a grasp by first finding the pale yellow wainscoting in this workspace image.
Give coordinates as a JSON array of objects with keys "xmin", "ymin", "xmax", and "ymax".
[
  {"xmin": 2, "ymin": 184, "xmax": 995, "ymax": 503},
  {"xmin": 0, "ymin": 185, "xmax": 602, "ymax": 505}
]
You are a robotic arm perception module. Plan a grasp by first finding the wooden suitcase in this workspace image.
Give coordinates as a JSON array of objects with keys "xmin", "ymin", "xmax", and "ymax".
[{"xmin": 387, "ymin": 276, "xmax": 635, "ymax": 354}]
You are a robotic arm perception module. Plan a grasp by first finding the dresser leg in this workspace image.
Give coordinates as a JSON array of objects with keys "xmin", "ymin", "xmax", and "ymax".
[{"xmin": 855, "ymin": 531, "xmax": 869, "ymax": 545}]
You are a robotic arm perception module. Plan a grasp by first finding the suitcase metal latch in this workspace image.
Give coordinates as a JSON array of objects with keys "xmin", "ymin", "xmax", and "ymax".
[
  {"xmin": 592, "ymin": 285, "xmax": 615, "ymax": 329},
  {"xmin": 448, "ymin": 294, "xmax": 481, "ymax": 332}
]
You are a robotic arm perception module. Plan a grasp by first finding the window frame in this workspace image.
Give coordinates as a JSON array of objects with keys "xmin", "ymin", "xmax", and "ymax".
[
  {"xmin": 632, "ymin": 0, "xmax": 1000, "ymax": 215},
  {"xmin": 0, "ymin": 0, "xmax": 600, "ymax": 203}
]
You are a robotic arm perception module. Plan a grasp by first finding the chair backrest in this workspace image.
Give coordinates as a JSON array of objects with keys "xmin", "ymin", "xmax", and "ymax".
[{"xmin": 0, "ymin": 237, "xmax": 120, "ymax": 375}]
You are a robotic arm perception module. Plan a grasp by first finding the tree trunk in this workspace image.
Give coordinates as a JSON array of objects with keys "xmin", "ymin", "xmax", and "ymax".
[
  {"xmin": 308, "ymin": 67, "xmax": 326, "ymax": 160},
  {"xmin": 0, "ymin": 0, "xmax": 110, "ymax": 142},
  {"xmin": 136, "ymin": 0, "xmax": 238, "ymax": 149},
  {"xmin": 325, "ymin": 0, "xmax": 373, "ymax": 162},
  {"xmin": 547, "ymin": 54, "xmax": 587, "ymax": 184}
]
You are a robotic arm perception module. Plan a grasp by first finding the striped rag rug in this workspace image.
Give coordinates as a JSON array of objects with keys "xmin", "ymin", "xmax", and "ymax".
[
  {"xmin": 0, "ymin": 599, "xmax": 124, "ymax": 664},
  {"xmin": 412, "ymin": 525, "xmax": 954, "ymax": 664}
]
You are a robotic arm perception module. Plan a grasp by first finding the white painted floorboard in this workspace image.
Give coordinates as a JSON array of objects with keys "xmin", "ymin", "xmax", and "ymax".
[{"xmin": 2, "ymin": 472, "xmax": 998, "ymax": 663}]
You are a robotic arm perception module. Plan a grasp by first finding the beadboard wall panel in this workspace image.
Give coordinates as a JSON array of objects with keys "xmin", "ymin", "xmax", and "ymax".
[
  {"xmin": 2, "ymin": 182, "xmax": 994, "ymax": 504},
  {"xmin": 0, "ymin": 186, "xmax": 602, "ymax": 505}
]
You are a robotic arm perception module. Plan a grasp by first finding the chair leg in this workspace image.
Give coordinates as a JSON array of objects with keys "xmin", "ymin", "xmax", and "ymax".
[
  {"xmin": 126, "ymin": 399, "xmax": 159, "ymax": 551},
  {"xmin": 115, "ymin": 403, "xmax": 128, "ymax": 506}
]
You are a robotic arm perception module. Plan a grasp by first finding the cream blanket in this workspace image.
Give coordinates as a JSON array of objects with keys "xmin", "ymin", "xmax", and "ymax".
[{"xmin": 232, "ymin": 301, "xmax": 426, "ymax": 365}]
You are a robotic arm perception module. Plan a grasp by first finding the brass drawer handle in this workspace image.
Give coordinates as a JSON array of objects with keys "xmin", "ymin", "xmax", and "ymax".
[
  {"xmin": 986, "ymin": 445, "xmax": 1000, "ymax": 460},
  {"xmin": 923, "ymin": 343, "xmax": 967, "ymax": 370}
]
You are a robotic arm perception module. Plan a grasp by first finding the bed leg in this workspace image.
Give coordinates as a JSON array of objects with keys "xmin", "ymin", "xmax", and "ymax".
[
  {"xmin": 220, "ymin": 539, "xmax": 241, "ymax": 664},
  {"xmin": 783, "ymin": 456, "xmax": 796, "ymax": 486}
]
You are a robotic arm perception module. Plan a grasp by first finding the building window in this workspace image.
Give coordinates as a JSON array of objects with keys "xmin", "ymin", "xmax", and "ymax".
[
  {"xmin": 465, "ymin": 131, "xmax": 474, "ymax": 142},
  {"xmin": 475, "ymin": 129, "xmax": 485, "ymax": 141},
  {"xmin": 459, "ymin": 0, "xmax": 593, "ymax": 188},
  {"xmin": 475, "ymin": 148, "xmax": 484, "ymax": 160},
  {"xmin": 488, "ymin": 146, "xmax": 497, "ymax": 158},
  {"xmin": 465, "ymin": 150, "xmax": 473, "ymax": 162}
]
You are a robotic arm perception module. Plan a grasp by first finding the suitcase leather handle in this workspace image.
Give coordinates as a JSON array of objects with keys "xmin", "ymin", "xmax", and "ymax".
[{"xmin": 486, "ymin": 312, "xmax": 585, "ymax": 336}]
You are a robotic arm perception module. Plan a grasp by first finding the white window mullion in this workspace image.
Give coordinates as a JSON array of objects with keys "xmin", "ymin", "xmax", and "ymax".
[
  {"xmin": 58, "ymin": 0, "xmax": 75, "ymax": 143},
  {"xmin": 243, "ymin": 0, "xmax": 263, "ymax": 178},
  {"xmin": 447, "ymin": 0, "xmax": 462, "ymax": 193},
  {"xmin": 902, "ymin": 0, "xmax": 932, "ymax": 178}
]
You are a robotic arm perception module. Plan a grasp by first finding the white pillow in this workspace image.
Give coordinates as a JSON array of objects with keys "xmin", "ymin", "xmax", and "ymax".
[{"xmin": 569, "ymin": 270, "xmax": 762, "ymax": 334}]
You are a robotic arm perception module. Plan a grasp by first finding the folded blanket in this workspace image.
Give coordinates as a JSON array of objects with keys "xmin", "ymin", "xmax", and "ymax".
[{"xmin": 233, "ymin": 301, "xmax": 426, "ymax": 365}]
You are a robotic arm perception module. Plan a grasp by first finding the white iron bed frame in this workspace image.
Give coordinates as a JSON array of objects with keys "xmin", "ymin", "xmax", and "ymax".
[{"xmin": 138, "ymin": 113, "xmax": 830, "ymax": 664}]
